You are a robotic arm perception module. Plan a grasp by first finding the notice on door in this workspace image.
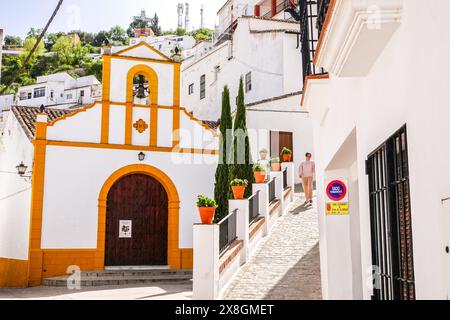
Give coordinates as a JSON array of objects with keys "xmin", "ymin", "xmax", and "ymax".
[
  {"xmin": 119, "ymin": 220, "xmax": 132, "ymax": 238},
  {"xmin": 325, "ymin": 179, "xmax": 349, "ymax": 215}
]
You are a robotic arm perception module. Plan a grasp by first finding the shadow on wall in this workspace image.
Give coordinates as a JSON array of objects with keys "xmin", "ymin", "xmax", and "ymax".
[{"xmin": 264, "ymin": 243, "xmax": 322, "ymax": 300}]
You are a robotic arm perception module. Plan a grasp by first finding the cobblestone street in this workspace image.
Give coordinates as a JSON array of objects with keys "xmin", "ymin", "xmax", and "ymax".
[{"xmin": 223, "ymin": 188, "xmax": 322, "ymax": 300}]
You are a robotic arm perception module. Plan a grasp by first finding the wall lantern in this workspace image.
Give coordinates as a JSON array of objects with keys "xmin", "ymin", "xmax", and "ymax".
[
  {"xmin": 16, "ymin": 162, "xmax": 28, "ymax": 176},
  {"xmin": 138, "ymin": 152, "xmax": 146, "ymax": 162}
]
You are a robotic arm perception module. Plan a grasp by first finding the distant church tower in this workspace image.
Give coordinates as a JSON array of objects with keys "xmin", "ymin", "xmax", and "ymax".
[{"xmin": 200, "ymin": 4, "xmax": 204, "ymax": 29}]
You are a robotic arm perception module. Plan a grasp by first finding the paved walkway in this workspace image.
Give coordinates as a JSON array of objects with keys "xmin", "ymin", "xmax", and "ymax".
[
  {"xmin": 0, "ymin": 281, "xmax": 193, "ymax": 300},
  {"xmin": 223, "ymin": 188, "xmax": 322, "ymax": 300}
]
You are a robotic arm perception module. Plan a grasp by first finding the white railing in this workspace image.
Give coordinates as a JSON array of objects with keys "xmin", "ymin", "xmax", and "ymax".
[{"xmin": 193, "ymin": 162, "xmax": 295, "ymax": 300}]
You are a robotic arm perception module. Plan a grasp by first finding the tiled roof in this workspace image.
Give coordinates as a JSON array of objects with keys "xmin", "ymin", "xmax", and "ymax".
[
  {"xmin": 246, "ymin": 91, "xmax": 302, "ymax": 107},
  {"xmin": 11, "ymin": 106, "xmax": 75, "ymax": 141},
  {"xmin": 202, "ymin": 120, "xmax": 220, "ymax": 130}
]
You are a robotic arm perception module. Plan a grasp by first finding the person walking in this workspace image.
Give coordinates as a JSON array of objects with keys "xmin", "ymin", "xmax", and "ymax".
[{"xmin": 299, "ymin": 153, "xmax": 316, "ymax": 204}]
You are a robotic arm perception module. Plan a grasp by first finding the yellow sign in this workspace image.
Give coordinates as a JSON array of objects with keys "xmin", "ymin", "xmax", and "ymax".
[{"xmin": 326, "ymin": 202, "xmax": 349, "ymax": 215}]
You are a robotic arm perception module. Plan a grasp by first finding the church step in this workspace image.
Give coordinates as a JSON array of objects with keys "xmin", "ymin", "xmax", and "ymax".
[{"xmin": 42, "ymin": 270, "xmax": 193, "ymax": 287}]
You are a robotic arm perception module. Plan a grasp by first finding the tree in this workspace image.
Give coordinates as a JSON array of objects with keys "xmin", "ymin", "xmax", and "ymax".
[
  {"xmin": 191, "ymin": 28, "xmax": 213, "ymax": 41},
  {"xmin": 151, "ymin": 14, "xmax": 162, "ymax": 36},
  {"xmin": 83, "ymin": 58, "xmax": 103, "ymax": 81},
  {"xmin": 109, "ymin": 26, "xmax": 128, "ymax": 44},
  {"xmin": 3, "ymin": 35, "xmax": 22, "ymax": 48},
  {"xmin": 27, "ymin": 27, "xmax": 43, "ymax": 38},
  {"xmin": 127, "ymin": 18, "xmax": 150, "ymax": 37},
  {"xmin": 214, "ymin": 86, "xmax": 233, "ymax": 222},
  {"xmin": 229, "ymin": 77, "xmax": 254, "ymax": 198},
  {"xmin": 175, "ymin": 28, "xmax": 187, "ymax": 36},
  {"xmin": 21, "ymin": 37, "xmax": 46, "ymax": 66},
  {"xmin": 52, "ymin": 36, "xmax": 89, "ymax": 66},
  {"xmin": 93, "ymin": 31, "xmax": 110, "ymax": 47}
]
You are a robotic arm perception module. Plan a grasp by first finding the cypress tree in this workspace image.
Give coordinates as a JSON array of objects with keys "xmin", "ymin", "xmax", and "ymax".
[
  {"xmin": 214, "ymin": 86, "xmax": 233, "ymax": 222},
  {"xmin": 229, "ymin": 77, "xmax": 254, "ymax": 198}
]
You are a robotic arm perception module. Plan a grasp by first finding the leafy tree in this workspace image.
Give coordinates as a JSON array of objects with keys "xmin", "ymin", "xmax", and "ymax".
[
  {"xmin": 52, "ymin": 36, "xmax": 89, "ymax": 66},
  {"xmin": 214, "ymin": 86, "xmax": 233, "ymax": 222},
  {"xmin": 83, "ymin": 59, "xmax": 103, "ymax": 81},
  {"xmin": 3, "ymin": 35, "xmax": 23, "ymax": 48},
  {"xmin": 191, "ymin": 28, "xmax": 213, "ymax": 41},
  {"xmin": 151, "ymin": 14, "xmax": 162, "ymax": 36},
  {"xmin": 21, "ymin": 37, "xmax": 46, "ymax": 66},
  {"xmin": 229, "ymin": 77, "xmax": 254, "ymax": 198},
  {"xmin": 93, "ymin": 31, "xmax": 110, "ymax": 47},
  {"xmin": 109, "ymin": 25, "xmax": 128, "ymax": 44},
  {"xmin": 175, "ymin": 28, "xmax": 187, "ymax": 36},
  {"xmin": 69, "ymin": 30, "xmax": 95, "ymax": 46},
  {"xmin": 27, "ymin": 28, "xmax": 42, "ymax": 38}
]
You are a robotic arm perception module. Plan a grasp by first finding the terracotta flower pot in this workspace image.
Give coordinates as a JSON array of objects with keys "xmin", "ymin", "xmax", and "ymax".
[
  {"xmin": 232, "ymin": 186, "xmax": 246, "ymax": 200},
  {"xmin": 254, "ymin": 171, "xmax": 266, "ymax": 184},
  {"xmin": 283, "ymin": 154, "xmax": 292, "ymax": 162},
  {"xmin": 198, "ymin": 207, "xmax": 216, "ymax": 224},
  {"xmin": 271, "ymin": 163, "xmax": 281, "ymax": 172}
]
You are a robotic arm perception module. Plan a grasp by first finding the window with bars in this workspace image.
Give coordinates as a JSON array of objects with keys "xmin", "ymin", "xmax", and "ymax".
[
  {"xmin": 245, "ymin": 72, "xmax": 252, "ymax": 93},
  {"xmin": 188, "ymin": 83, "xmax": 194, "ymax": 95},
  {"xmin": 367, "ymin": 125, "xmax": 415, "ymax": 300},
  {"xmin": 200, "ymin": 75, "xmax": 206, "ymax": 100}
]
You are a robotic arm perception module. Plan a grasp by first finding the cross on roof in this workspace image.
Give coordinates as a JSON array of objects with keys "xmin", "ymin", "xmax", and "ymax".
[{"xmin": 132, "ymin": 9, "xmax": 153, "ymax": 23}]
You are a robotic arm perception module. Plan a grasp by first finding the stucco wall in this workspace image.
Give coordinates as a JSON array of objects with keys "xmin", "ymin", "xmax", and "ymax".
[
  {"xmin": 311, "ymin": 0, "xmax": 450, "ymax": 300},
  {"xmin": 0, "ymin": 113, "xmax": 33, "ymax": 260}
]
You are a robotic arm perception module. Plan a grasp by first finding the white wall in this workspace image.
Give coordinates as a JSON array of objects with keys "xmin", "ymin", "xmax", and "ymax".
[
  {"xmin": 310, "ymin": 0, "xmax": 450, "ymax": 300},
  {"xmin": 0, "ymin": 113, "xmax": 33, "ymax": 260},
  {"xmin": 182, "ymin": 17, "xmax": 302, "ymax": 121},
  {"xmin": 247, "ymin": 100, "xmax": 314, "ymax": 184},
  {"xmin": 41, "ymin": 146, "xmax": 217, "ymax": 249}
]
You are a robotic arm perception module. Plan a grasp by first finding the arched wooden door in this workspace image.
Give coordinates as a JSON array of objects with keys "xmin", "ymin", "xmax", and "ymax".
[{"xmin": 105, "ymin": 174, "xmax": 168, "ymax": 266}]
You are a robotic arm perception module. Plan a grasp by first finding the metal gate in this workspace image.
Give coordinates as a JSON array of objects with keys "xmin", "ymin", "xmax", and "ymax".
[{"xmin": 366, "ymin": 125, "xmax": 416, "ymax": 300}]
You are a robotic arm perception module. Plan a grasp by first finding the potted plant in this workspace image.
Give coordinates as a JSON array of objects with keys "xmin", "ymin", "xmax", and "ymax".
[
  {"xmin": 253, "ymin": 164, "xmax": 267, "ymax": 184},
  {"xmin": 281, "ymin": 147, "xmax": 293, "ymax": 162},
  {"xmin": 196, "ymin": 195, "xmax": 218, "ymax": 224},
  {"xmin": 259, "ymin": 148, "xmax": 268, "ymax": 160},
  {"xmin": 230, "ymin": 179, "xmax": 248, "ymax": 200},
  {"xmin": 271, "ymin": 158, "xmax": 281, "ymax": 172}
]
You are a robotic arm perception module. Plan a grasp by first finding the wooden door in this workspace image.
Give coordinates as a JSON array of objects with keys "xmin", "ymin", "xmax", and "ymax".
[
  {"xmin": 270, "ymin": 131, "xmax": 294, "ymax": 161},
  {"xmin": 105, "ymin": 174, "xmax": 168, "ymax": 266}
]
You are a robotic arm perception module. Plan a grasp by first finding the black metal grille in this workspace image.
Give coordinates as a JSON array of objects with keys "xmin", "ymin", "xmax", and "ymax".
[
  {"xmin": 299, "ymin": 0, "xmax": 328, "ymax": 83},
  {"xmin": 269, "ymin": 178, "xmax": 277, "ymax": 204},
  {"xmin": 249, "ymin": 191, "xmax": 260, "ymax": 224},
  {"xmin": 283, "ymin": 168, "xmax": 288, "ymax": 190},
  {"xmin": 367, "ymin": 125, "xmax": 415, "ymax": 300},
  {"xmin": 218, "ymin": 209, "xmax": 238, "ymax": 254}
]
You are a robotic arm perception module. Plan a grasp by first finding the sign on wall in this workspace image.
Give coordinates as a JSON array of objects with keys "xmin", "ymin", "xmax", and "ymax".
[
  {"xmin": 325, "ymin": 179, "xmax": 349, "ymax": 215},
  {"xmin": 119, "ymin": 220, "xmax": 132, "ymax": 238}
]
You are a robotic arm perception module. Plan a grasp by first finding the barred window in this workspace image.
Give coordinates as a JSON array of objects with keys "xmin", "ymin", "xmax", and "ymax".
[
  {"xmin": 200, "ymin": 75, "xmax": 206, "ymax": 100},
  {"xmin": 245, "ymin": 72, "xmax": 252, "ymax": 92},
  {"xmin": 33, "ymin": 87, "xmax": 46, "ymax": 98}
]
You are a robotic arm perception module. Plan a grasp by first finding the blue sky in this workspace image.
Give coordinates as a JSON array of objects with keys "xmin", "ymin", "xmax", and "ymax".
[{"xmin": 0, "ymin": 0, "xmax": 224, "ymax": 38}]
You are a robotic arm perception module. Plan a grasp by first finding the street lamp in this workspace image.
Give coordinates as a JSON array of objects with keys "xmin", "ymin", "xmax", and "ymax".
[
  {"xmin": 138, "ymin": 152, "xmax": 146, "ymax": 162},
  {"xmin": 16, "ymin": 162, "xmax": 28, "ymax": 176}
]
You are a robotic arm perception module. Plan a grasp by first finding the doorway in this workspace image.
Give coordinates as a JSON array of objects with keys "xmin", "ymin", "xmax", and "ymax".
[{"xmin": 105, "ymin": 174, "xmax": 168, "ymax": 266}]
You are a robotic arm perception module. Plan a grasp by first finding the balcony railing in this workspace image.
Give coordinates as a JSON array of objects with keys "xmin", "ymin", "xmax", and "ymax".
[
  {"xmin": 249, "ymin": 191, "xmax": 260, "ymax": 224},
  {"xmin": 300, "ymin": 0, "xmax": 329, "ymax": 84},
  {"xmin": 269, "ymin": 178, "xmax": 277, "ymax": 204},
  {"xmin": 218, "ymin": 209, "xmax": 238, "ymax": 254}
]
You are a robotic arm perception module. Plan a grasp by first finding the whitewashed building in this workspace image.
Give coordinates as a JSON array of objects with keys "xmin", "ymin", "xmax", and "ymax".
[
  {"xmin": 0, "ymin": 42, "xmax": 219, "ymax": 287},
  {"xmin": 16, "ymin": 72, "xmax": 102, "ymax": 109},
  {"xmin": 182, "ymin": 1, "xmax": 312, "ymax": 183},
  {"xmin": 108, "ymin": 34, "xmax": 197, "ymax": 61},
  {"xmin": 301, "ymin": 0, "xmax": 450, "ymax": 300}
]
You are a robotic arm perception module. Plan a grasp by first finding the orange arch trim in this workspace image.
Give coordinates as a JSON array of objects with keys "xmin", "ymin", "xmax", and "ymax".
[
  {"xmin": 97, "ymin": 164, "xmax": 181, "ymax": 269},
  {"xmin": 126, "ymin": 64, "xmax": 159, "ymax": 105}
]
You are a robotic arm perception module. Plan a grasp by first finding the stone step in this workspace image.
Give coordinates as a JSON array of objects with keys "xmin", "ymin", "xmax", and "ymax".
[{"xmin": 42, "ymin": 270, "xmax": 193, "ymax": 287}]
